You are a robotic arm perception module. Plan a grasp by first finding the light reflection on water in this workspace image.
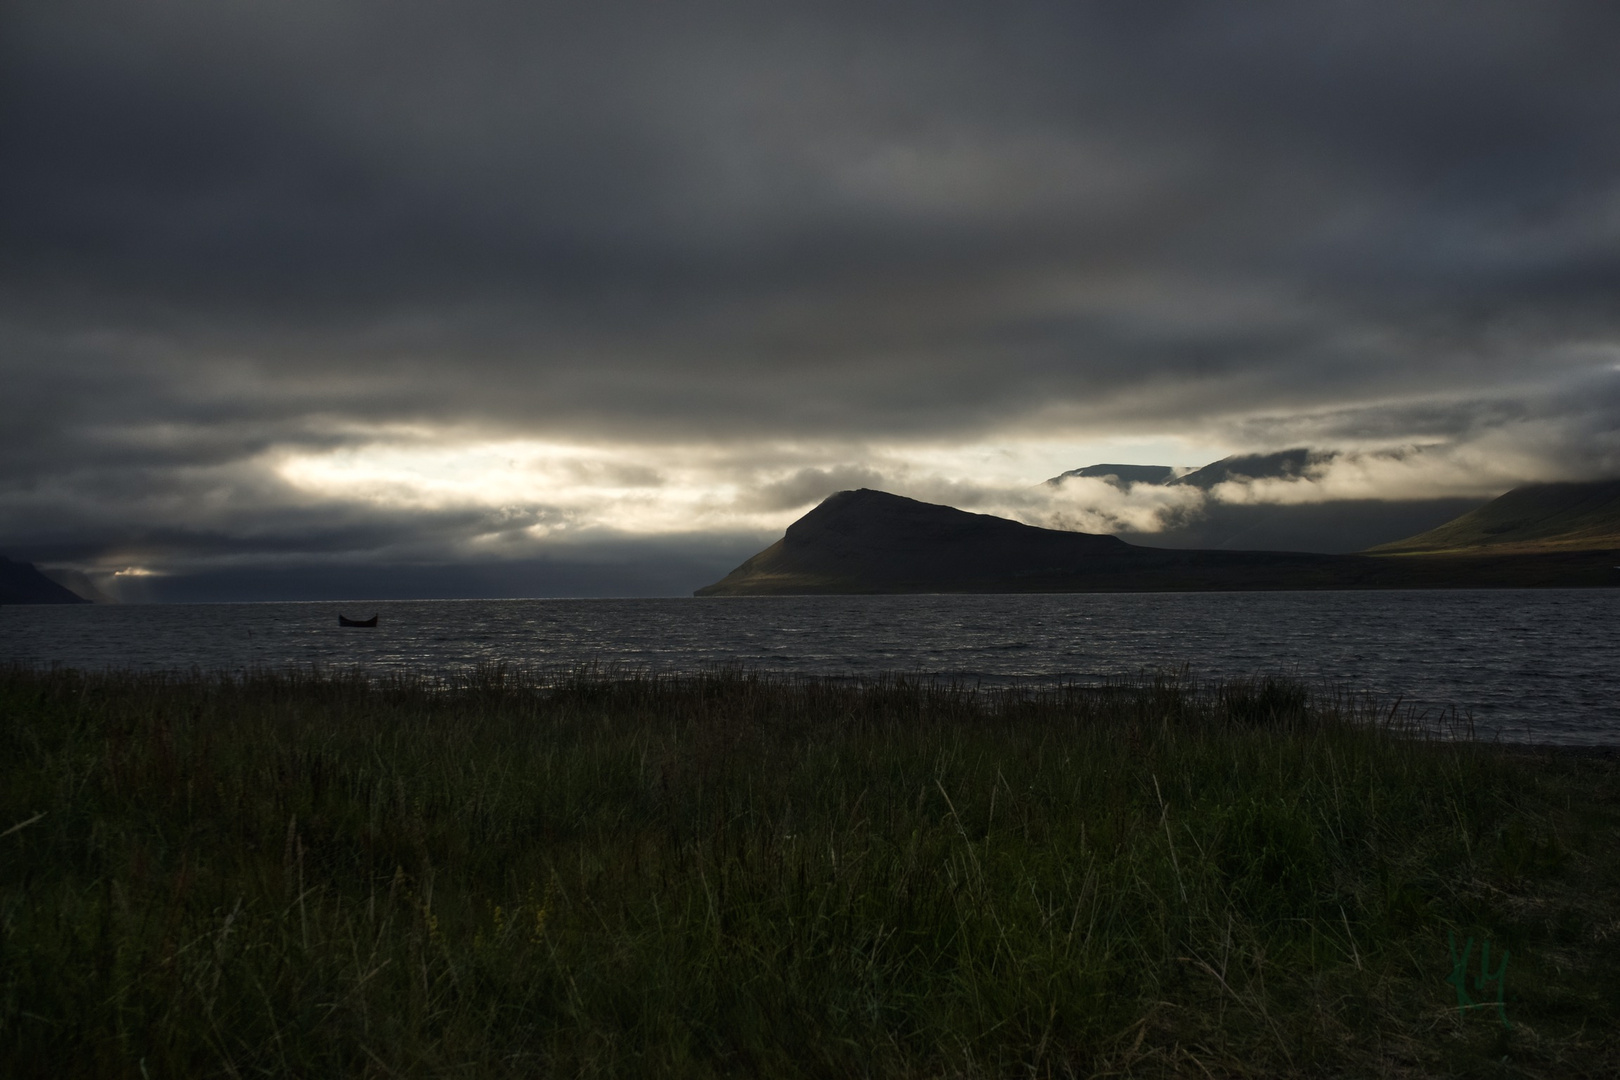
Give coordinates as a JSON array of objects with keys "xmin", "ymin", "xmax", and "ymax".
[{"xmin": 2, "ymin": 590, "xmax": 1616, "ymax": 745}]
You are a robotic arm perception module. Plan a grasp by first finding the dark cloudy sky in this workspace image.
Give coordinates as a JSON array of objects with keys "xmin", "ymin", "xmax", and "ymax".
[{"xmin": 4, "ymin": 1, "xmax": 1619, "ymax": 599}]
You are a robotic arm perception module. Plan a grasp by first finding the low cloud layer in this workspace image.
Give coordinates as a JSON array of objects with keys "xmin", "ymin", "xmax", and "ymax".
[
  {"xmin": 4, "ymin": 2, "xmax": 1620, "ymax": 596},
  {"xmin": 1034, "ymin": 446, "xmax": 1511, "ymax": 552}
]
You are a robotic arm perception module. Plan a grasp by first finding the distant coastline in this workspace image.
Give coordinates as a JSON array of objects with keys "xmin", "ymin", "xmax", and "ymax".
[{"xmin": 696, "ymin": 484, "xmax": 1620, "ymax": 596}]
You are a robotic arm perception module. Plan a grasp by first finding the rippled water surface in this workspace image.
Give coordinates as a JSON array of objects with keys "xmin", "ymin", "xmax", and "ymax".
[{"xmin": 3, "ymin": 591, "xmax": 1617, "ymax": 744}]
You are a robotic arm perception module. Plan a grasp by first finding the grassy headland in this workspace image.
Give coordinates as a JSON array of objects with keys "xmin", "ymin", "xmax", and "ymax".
[
  {"xmin": 2, "ymin": 666, "xmax": 1617, "ymax": 1078},
  {"xmin": 1367, "ymin": 479, "xmax": 1620, "ymax": 557}
]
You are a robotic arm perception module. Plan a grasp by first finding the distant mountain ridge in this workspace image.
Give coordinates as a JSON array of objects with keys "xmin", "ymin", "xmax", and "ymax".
[
  {"xmin": 695, "ymin": 489, "xmax": 1620, "ymax": 595},
  {"xmin": 1047, "ymin": 464, "xmax": 1620, "ymax": 555},
  {"xmin": 0, "ymin": 556, "xmax": 91, "ymax": 604},
  {"xmin": 1171, "ymin": 448, "xmax": 1328, "ymax": 490},
  {"xmin": 1045, "ymin": 449, "xmax": 1483, "ymax": 553},
  {"xmin": 1047, "ymin": 449, "xmax": 1328, "ymax": 491},
  {"xmin": 1048, "ymin": 463, "xmax": 1180, "ymax": 487}
]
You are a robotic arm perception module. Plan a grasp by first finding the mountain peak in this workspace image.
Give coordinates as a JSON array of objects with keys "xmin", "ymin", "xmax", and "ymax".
[
  {"xmin": 1170, "ymin": 448, "xmax": 1329, "ymax": 490},
  {"xmin": 789, "ymin": 488, "xmax": 1059, "ymax": 541},
  {"xmin": 698, "ymin": 489, "xmax": 1127, "ymax": 595}
]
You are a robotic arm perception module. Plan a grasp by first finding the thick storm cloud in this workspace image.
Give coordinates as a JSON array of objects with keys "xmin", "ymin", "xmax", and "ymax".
[{"xmin": 3, "ymin": 1, "xmax": 1619, "ymax": 598}]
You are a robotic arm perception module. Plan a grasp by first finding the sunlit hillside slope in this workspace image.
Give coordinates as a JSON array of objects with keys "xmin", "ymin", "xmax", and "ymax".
[{"xmin": 1368, "ymin": 479, "xmax": 1620, "ymax": 555}]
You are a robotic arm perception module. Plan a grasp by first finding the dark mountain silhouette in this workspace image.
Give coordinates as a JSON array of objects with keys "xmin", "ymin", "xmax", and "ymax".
[
  {"xmin": 695, "ymin": 489, "xmax": 1620, "ymax": 595},
  {"xmin": 0, "ymin": 556, "xmax": 92, "ymax": 604},
  {"xmin": 1369, "ymin": 479, "xmax": 1620, "ymax": 555},
  {"xmin": 698, "ymin": 489, "xmax": 1129, "ymax": 594}
]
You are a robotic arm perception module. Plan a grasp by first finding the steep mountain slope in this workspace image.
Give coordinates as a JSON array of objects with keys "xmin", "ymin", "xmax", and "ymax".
[
  {"xmin": 0, "ymin": 556, "xmax": 92, "ymax": 604},
  {"xmin": 1368, "ymin": 479, "xmax": 1620, "ymax": 555},
  {"xmin": 37, "ymin": 566, "xmax": 117, "ymax": 603}
]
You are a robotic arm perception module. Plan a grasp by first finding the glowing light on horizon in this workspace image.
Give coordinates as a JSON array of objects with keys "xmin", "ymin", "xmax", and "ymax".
[
  {"xmin": 276, "ymin": 438, "xmax": 782, "ymax": 535},
  {"xmin": 272, "ymin": 431, "xmax": 1241, "ymax": 538}
]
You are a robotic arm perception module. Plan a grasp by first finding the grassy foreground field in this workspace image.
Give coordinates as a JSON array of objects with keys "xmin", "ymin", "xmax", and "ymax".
[{"xmin": 2, "ymin": 666, "xmax": 1617, "ymax": 1078}]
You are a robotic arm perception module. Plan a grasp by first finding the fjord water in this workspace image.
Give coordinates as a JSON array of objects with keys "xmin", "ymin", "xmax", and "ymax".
[{"xmin": 3, "ymin": 590, "xmax": 1616, "ymax": 744}]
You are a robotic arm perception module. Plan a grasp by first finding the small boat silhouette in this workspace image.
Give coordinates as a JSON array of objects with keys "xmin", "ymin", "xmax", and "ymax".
[{"xmin": 338, "ymin": 614, "xmax": 378, "ymax": 627}]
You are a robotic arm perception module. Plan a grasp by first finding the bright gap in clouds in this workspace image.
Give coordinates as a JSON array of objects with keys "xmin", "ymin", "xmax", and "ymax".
[
  {"xmin": 273, "ymin": 433, "xmax": 1240, "ymax": 536},
  {"xmin": 277, "ymin": 440, "xmax": 748, "ymax": 536}
]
